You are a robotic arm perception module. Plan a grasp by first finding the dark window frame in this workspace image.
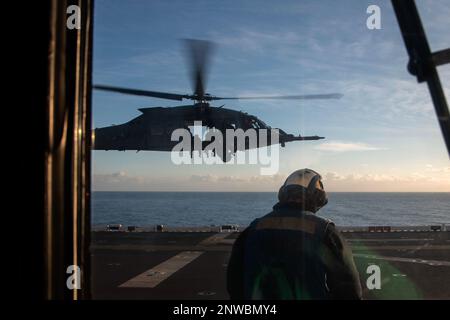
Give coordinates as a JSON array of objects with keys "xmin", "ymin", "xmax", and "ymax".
[{"xmin": 44, "ymin": 0, "xmax": 93, "ymax": 300}]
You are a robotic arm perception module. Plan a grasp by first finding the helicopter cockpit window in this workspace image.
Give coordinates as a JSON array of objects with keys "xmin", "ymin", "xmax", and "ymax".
[{"xmin": 91, "ymin": 0, "xmax": 450, "ymax": 301}]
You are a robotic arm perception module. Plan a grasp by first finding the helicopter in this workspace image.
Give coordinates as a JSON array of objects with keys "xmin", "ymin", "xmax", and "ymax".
[{"xmin": 93, "ymin": 39, "xmax": 343, "ymax": 162}]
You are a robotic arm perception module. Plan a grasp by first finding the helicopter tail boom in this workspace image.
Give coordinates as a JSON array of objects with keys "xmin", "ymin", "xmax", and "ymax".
[{"xmin": 282, "ymin": 134, "xmax": 325, "ymax": 142}]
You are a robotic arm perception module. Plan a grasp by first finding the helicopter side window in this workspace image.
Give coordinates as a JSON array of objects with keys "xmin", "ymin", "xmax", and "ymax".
[
  {"xmin": 246, "ymin": 118, "xmax": 260, "ymax": 129},
  {"xmin": 252, "ymin": 119, "xmax": 261, "ymax": 129},
  {"xmin": 258, "ymin": 119, "xmax": 270, "ymax": 129}
]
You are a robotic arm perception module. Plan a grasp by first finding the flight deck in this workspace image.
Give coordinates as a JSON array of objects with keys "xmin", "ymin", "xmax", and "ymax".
[{"xmin": 91, "ymin": 226, "xmax": 449, "ymax": 300}]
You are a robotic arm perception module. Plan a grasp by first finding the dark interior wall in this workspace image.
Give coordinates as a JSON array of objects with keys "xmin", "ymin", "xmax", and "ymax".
[
  {"xmin": 19, "ymin": 0, "xmax": 93, "ymax": 300},
  {"xmin": 19, "ymin": 0, "xmax": 51, "ymax": 301}
]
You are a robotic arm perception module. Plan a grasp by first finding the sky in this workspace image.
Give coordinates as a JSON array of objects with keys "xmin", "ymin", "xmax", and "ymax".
[{"xmin": 92, "ymin": 0, "xmax": 450, "ymax": 192}]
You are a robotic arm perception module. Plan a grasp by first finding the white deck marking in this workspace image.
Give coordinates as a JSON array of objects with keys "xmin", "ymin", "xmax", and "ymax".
[
  {"xmin": 348, "ymin": 238, "xmax": 433, "ymax": 242},
  {"xmin": 353, "ymin": 254, "xmax": 450, "ymax": 266},
  {"xmin": 119, "ymin": 251, "xmax": 203, "ymax": 288},
  {"xmin": 199, "ymin": 233, "xmax": 231, "ymax": 245}
]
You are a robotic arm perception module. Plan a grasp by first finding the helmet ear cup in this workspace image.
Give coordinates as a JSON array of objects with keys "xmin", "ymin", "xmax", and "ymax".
[
  {"xmin": 311, "ymin": 189, "xmax": 328, "ymax": 212},
  {"xmin": 277, "ymin": 186, "xmax": 287, "ymax": 203},
  {"xmin": 278, "ymin": 184, "xmax": 308, "ymax": 205}
]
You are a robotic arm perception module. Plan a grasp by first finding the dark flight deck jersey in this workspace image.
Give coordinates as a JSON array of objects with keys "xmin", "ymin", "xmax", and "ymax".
[{"xmin": 227, "ymin": 203, "xmax": 362, "ymax": 300}]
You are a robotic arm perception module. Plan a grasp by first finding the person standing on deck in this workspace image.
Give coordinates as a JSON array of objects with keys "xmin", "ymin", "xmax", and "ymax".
[{"xmin": 227, "ymin": 168, "xmax": 362, "ymax": 300}]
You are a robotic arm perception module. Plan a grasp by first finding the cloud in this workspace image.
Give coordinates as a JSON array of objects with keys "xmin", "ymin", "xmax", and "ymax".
[
  {"xmin": 324, "ymin": 172, "xmax": 446, "ymax": 183},
  {"xmin": 212, "ymin": 28, "xmax": 303, "ymax": 54},
  {"xmin": 92, "ymin": 171, "xmax": 145, "ymax": 186},
  {"xmin": 189, "ymin": 174, "xmax": 283, "ymax": 185},
  {"xmin": 92, "ymin": 166, "xmax": 450, "ymax": 192},
  {"xmin": 93, "ymin": 171, "xmax": 285, "ymax": 192},
  {"xmin": 315, "ymin": 141, "xmax": 382, "ymax": 152},
  {"xmin": 189, "ymin": 174, "xmax": 216, "ymax": 183},
  {"xmin": 325, "ymin": 172, "xmax": 346, "ymax": 181},
  {"xmin": 322, "ymin": 169, "xmax": 450, "ymax": 192},
  {"xmin": 424, "ymin": 164, "xmax": 450, "ymax": 173}
]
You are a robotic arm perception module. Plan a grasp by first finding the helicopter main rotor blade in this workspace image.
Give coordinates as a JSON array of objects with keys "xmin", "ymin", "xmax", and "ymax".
[
  {"xmin": 184, "ymin": 39, "xmax": 215, "ymax": 101},
  {"xmin": 210, "ymin": 93, "xmax": 344, "ymax": 100},
  {"xmin": 93, "ymin": 85, "xmax": 193, "ymax": 101}
]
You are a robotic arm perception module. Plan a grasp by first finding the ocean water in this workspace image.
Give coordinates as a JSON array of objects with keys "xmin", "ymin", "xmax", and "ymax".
[{"xmin": 91, "ymin": 192, "xmax": 450, "ymax": 227}]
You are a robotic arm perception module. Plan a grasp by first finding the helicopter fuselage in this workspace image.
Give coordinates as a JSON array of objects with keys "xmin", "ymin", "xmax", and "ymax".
[
  {"xmin": 96, "ymin": 104, "xmax": 265, "ymax": 149},
  {"xmin": 93, "ymin": 103, "xmax": 323, "ymax": 160}
]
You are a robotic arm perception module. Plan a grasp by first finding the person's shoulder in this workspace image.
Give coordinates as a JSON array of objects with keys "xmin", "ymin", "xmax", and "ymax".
[
  {"xmin": 239, "ymin": 214, "xmax": 266, "ymax": 235},
  {"xmin": 319, "ymin": 219, "xmax": 348, "ymax": 253},
  {"xmin": 313, "ymin": 210, "xmax": 333, "ymax": 223},
  {"xmin": 249, "ymin": 210, "xmax": 277, "ymax": 226},
  {"xmin": 309, "ymin": 214, "xmax": 342, "ymax": 245},
  {"xmin": 309, "ymin": 212, "xmax": 335, "ymax": 229}
]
